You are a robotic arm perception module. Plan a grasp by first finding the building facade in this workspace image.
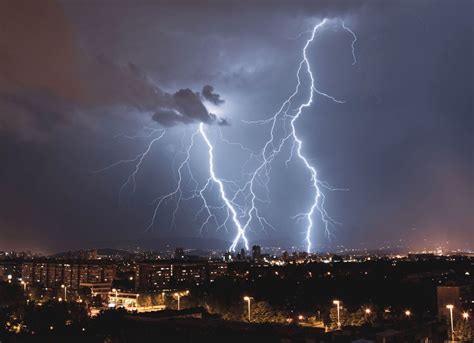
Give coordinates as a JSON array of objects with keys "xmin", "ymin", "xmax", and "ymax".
[
  {"xmin": 135, "ymin": 260, "xmax": 227, "ymax": 291},
  {"xmin": 437, "ymin": 285, "xmax": 471, "ymax": 318},
  {"xmin": 21, "ymin": 260, "xmax": 116, "ymax": 290}
]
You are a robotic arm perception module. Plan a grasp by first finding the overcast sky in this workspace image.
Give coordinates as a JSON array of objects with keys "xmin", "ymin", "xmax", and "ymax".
[{"xmin": 0, "ymin": 0, "xmax": 472, "ymax": 253}]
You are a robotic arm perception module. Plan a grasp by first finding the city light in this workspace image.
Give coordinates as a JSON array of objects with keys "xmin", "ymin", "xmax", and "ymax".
[
  {"xmin": 365, "ymin": 308, "xmax": 371, "ymax": 314},
  {"xmin": 405, "ymin": 310, "xmax": 411, "ymax": 317},
  {"xmin": 462, "ymin": 312, "xmax": 469, "ymax": 320}
]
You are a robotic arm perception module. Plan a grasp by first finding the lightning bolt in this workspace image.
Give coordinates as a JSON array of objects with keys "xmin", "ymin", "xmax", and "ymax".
[
  {"xmin": 146, "ymin": 127, "xmax": 200, "ymax": 232},
  {"xmin": 96, "ymin": 18, "xmax": 356, "ymax": 254},
  {"xmin": 238, "ymin": 18, "xmax": 356, "ymax": 252},
  {"xmin": 93, "ymin": 129, "xmax": 166, "ymax": 200},
  {"xmin": 342, "ymin": 20, "xmax": 358, "ymax": 65},
  {"xmin": 143, "ymin": 124, "xmax": 248, "ymax": 252},
  {"xmin": 199, "ymin": 123, "xmax": 249, "ymax": 250}
]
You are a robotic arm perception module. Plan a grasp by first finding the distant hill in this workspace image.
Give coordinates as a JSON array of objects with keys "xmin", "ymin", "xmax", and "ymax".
[
  {"xmin": 52, "ymin": 248, "xmax": 133, "ymax": 258},
  {"xmin": 86, "ymin": 236, "xmax": 231, "ymax": 252}
]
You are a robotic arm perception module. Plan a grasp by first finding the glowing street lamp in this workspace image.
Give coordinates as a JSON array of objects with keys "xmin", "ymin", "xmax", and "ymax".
[
  {"xmin": 333, "ymin": 300, "xmax": 341, "ymax": 329},
  {"xmin": 462, "ymin": 312, "xmax": 469, "ymax": 321},
  {"xmin": 174, "ymin": 293, "xmax": 180, "ymax": 310},
  {"xmin": 404, "ymin": 310, "xmax": 411, "ymax": 317},
  {"xmin": 174, "ymin": 290, "xmax": 189, "ymax": 311},
  {"xmin": 446, "ymin": 304, "xmax": 454, "ymax": 342},
  {"xmin": 112, "ymin": 288, "xmax": 118, "ymax": 305},
  {"xmin": 20, "ymin": 280, "xmax": 27, "ymax": 292},
  {"xmin": 61, "ymin": 284, "xmax": 67, "ymax": 301},
  {"xmin": 243, "ymin": 296, "xmax": 253, "ymax": 322}
]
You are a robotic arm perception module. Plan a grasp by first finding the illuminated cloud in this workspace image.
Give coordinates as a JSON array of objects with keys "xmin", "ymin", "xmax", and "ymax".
[{"xmin": 202, "ymin": 85, "xmax": 225, "ymax": 106}]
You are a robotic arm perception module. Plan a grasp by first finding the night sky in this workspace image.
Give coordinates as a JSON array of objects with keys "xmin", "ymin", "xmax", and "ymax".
[{"xmin": 0, "ymin": 0, "xmax": 472, "ymax": 253}]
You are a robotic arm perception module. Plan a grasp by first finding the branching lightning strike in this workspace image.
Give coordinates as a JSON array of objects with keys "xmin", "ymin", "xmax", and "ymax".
[
  {"xmin": 238, "ymin": 18, "xmax": 356, "ymax": 252},
  {"xmin": 96, "ymin": 18, "xmax": 356, "ymax": 253}
]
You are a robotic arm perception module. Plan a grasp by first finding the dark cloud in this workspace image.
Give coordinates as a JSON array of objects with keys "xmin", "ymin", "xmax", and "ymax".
[
  {"xmin": 0, "ymin": 1, "xmax": 225, "ymax": 141},
  {"xmin": 89, "ymin": 58, "xmax": 225, "ymax": 127},
  {"xmin": 202, "ymin": 85, "xmax": 224, "ymax": 105},
  {"xmin": 0, "ymin": 91, "xmax": 72, "ymax": 141},
  {"xmin": 153, "ymin": 88, "xmax": 216, "ymax": 126}
]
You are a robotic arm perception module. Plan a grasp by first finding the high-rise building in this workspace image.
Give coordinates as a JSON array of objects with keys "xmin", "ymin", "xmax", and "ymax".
[
  {"xmin": 21, "ymin": 260, "xmax": 116, "ymax": 290},
  {"xmin": 240, "ymin": 248, "xmax": 246, "ymax": 260},
  {"xmin": 437, "ymin": 285, "xmax": 471, "ymax": 318},
  {"xmin": 174, "ymin": 248, "xmax": 185, "ymax": 260},
  {"xmin": 252, "ymin": 245, "xmax": 261, "ymax": 260},
  {"xmin": 208, "ymin": 260, "xmax": 227, "ymax": 282},
  {"xmin": 135, "ymin": 260, "xmax": 228, "ymax": 291},
  {"xmin": 136, "ymin": 262, "xmax": 173, "ymax": 291}
]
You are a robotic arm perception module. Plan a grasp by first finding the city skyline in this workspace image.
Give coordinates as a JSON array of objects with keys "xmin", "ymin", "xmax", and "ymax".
[{"xmin": 0, "ymin": 0, "xmax": 472, "ymax": 253}]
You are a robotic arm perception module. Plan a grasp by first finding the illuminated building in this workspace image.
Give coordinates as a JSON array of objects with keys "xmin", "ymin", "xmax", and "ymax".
[
  {"xmin": 174, "ymin": 248, "xmax": 185, "ymax": 260},
  {"xmin": 80, "ymin": 282, "xmax": 113, "ymax": 299},
  {"xmin": 135, "ymin": 260, "xmax": 227, "ymax": 291},
  {"xmin": 0, "ymin": 261, "xmax": 21, "ymax": 281},
  {"xmin": 20, "ymin": 260, "xmax": 116, "ymax": 290},
  {"xmin": 437, "ymin": 285, "xmax": 471, "ymax": 318},
  {"xmin": 208, "ymin": 260, "xmax": 227, "ymax": 282},
  {"xmin": 252, "ymin": 245, "xmax": 261, "ymax": 260}
]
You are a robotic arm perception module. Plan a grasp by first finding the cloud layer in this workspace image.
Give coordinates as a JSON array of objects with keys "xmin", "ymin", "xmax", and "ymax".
[{"xmin": 0, "ymin": 0, "xmax": 225, "ymax": 142}]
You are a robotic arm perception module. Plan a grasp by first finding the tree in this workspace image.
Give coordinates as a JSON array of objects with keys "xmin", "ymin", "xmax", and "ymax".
[
  {"xmin": 328, "ymin": 306, "xmax": 349, "ymax": 329},
  {"xmin": 250, "ymin": 301, "xmax": 288, "ymax": 324},
  {"xmin": 454, "ymin": 318, "xmax": 473, "ymax": 342}
]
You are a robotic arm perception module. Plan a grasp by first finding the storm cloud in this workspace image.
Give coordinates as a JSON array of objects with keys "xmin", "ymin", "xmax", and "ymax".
[
  {"xmin": 0, "ymin": 0, "xmax": 225, "ymax": 142},
  {"xmin": 202, "ymin": 85, "xmax": 225, "ymax": 106}
]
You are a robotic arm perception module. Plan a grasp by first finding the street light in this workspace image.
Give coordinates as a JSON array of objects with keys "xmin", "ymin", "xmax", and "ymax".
[
  {"xmin": 405, "ymin": 310, "xmax": 411, "ymax": 317},
  {"xmin": 61, "ymin": 284, "xmax": 67, "ymax": 302},
  {"xmin": 462, "ymin": 312, "xmax": 469, "ymax": 320},
  {"xmin": 243, "ymin": 296, "xmax": 253, "ymax": 322},
  {"xmin": 112, "ymin": 288, "xmax": 118, "ymax": 306},
  {"xmin": 20, "ymin": 280, "xmax": 27, "ymax": 292},
  {"xmin": 446, "ymin": 304, "xmax": 454, "ymax": 342},
  {"xmin": 174, "ymin": 293, "xmax": 181, "ymax": 310},
  {"xmin": 174, "ymin": 291, "xmax": 189, "ymax": 311},
  {"xmin": 333, "ymin": 300, "xmax": 341, "ymax": 329}
]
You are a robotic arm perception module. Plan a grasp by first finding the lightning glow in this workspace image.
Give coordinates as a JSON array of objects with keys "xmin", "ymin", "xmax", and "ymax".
[
  {"xmin": 199, "ymin": 123, "xmax": 249, "ymax": 250},
  {"xmin": 146, "ymin": 127, "xmax": 200, "ymax": 232},
  {"xmin": 342, "ymin": 20, "xmax": 358, "ymax": 65},
  {"xmin": 96, "ymin": 18, "xmax": 357, "ymax": 254},
  {"xmin": 93, "ymin": 129, "xmax": 166, "ymax": 199},
  {"xmin": 238, "ymin": 18, "xmax": 356, "ymax": 252}
]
